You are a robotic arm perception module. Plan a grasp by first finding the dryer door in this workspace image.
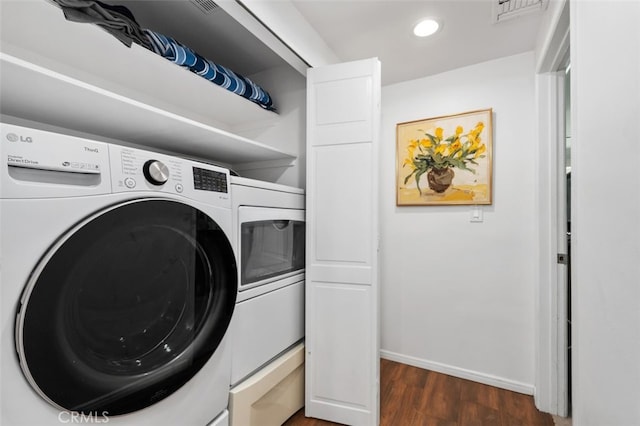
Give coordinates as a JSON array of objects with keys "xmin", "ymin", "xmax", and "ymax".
[{"xmin": 16, "ymin": 199, "xmax": 237, "ymax": 416}]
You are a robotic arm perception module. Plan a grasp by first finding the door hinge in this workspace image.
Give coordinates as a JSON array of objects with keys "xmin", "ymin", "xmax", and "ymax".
[{"xmin": 557, "ymin": 253, "xmax": 568, "ymax": 264}]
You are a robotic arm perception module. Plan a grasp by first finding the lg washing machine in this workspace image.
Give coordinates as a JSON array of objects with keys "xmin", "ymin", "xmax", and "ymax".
[{"xmin": 0, "ymin": 123, "xmax": 237, "ymax": 425}]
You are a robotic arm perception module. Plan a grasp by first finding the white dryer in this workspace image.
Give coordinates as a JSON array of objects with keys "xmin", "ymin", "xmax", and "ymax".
[
  {"xmin": 229, "ymin": 176, "xmax": 305, "ymax": 386},
  {"xmin": 0, "ymin": 123, "xmax": 237, "ymax": 426}
]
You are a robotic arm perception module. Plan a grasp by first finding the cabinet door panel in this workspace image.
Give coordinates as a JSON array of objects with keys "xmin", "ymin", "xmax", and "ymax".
[
  {"xmin": 313, "ymin": 143, "xmax": 372, "ymax": 264},
  {"xmin": 313, "ymin": 76, "xmax": 373, "ymax": 144},
  {"xmin": 309, "ymin": 283, "xmax": 372, "ymax": 407}
]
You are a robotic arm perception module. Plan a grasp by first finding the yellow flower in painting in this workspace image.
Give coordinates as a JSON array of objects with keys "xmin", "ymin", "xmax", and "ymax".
[
  {"xmin": 435, "ymin": 127, "xmax": 444, "ymax": 140},
  {"xmin": 403, "ymin": 139, "xmax": 418, "ymax": 169},
  {"xmin": 420, "ymin": 138, "xmax": 432, "ymax": 149},
  {"xmin": 450, "ymin": 140, "xmax": 462, "ymax": 152},
  {"xmin": 403, "ymin": 157, "xmax": 415, "ymax": 168},
  {"xmin": 468, "ymin": 130, "xmax": 482, "ymax": 150},
  {"xmin": 455, "ymin": 126, "xmax": 464, "ymax": 136},
  {"xmin": 468, "ymin": 122, "xmax": 484, "ymax": 142},
  {"xmin": 406, "ymin": 139, "xmax": 418, "ymax": 155},
  {"xmin": 473, "ymin": 144, "xmax": 486, "ymax": 158},
  {"xmin": 434, "ymin": 144, "xmax": 448, "ymax": 156}
]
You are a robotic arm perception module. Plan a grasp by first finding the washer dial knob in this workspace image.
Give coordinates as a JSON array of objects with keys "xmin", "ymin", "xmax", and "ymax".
[{"xmin": 143, "ymin": 160, "xmax": 170, "ymax": 186}]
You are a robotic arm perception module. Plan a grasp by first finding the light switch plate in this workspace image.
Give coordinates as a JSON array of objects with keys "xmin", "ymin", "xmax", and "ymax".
[{"xmin": 470, "ymin": 206, "xmax": 483, "ymax": 223}]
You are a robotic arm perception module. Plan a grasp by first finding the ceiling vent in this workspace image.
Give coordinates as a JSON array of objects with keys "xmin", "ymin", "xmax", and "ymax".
[
  {"xmin": 493, "ymin": 0, "xmax": 548, "ymax": 23},
  {"xmin": 189, "ymin": 0, "xmax": 219, "ymax": 14}
]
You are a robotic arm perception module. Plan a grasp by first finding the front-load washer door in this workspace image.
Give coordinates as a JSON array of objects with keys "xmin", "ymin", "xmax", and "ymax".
[{"xmin": 15, "ymin": 199, "xmax": 237, "ymax": 416}]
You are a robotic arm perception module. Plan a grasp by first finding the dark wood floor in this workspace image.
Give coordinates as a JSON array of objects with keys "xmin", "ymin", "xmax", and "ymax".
[{"xmin": 283, "ymin": 359, "xmax": 554, "ymax": 426}]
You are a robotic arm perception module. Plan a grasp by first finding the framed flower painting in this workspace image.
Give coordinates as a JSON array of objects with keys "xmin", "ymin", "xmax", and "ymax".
[{"xmin": 396, "ymin": 108, "xmax": 493, "ymax": 206}]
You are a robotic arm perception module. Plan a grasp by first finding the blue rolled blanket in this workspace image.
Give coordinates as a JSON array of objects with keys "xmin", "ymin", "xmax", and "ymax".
[{"xmin": 143, "ymin": 29, "xmax": 275, "ymax": 111}]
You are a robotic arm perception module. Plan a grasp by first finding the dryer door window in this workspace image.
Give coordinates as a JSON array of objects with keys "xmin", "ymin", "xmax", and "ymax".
[
  {"xmin": 16, "ymin": 199, "xmax": 237, "ymax": 416},
  {"xmin": 241, "ymin": 219, "xmax": 305, "ymax": 286},
  {"xmin": 238, "ymin": 206, "xmax": 305, "ymax": 290}
]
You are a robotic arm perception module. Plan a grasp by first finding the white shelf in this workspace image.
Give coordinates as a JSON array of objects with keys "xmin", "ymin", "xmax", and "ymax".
[{"xmin": 0, "ymin": 0, "xmax": 296, "ymax": 166}]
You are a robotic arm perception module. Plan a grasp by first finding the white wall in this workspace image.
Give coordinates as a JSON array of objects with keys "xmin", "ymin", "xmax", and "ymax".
[
  {"xmin": 234, "ymin": 65, "xmax": 307, "ymax": 189},
  {"xmin": 571, "ymin": 1, "xmax": 640, "ymax": 424},
  {"xmin": 380, "ymin": 52, "xmax": 537, "ymax": 392}
]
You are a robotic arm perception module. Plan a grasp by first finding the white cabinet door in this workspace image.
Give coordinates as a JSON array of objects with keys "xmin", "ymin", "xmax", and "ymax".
[{"xmin": 305, "ymin": 58, "xmax": 381, "ymax": 425}]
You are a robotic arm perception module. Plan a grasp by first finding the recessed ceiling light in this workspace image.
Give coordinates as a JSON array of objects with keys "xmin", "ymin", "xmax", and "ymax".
[{"xmin": 413, "ymin": 18, "xmax": 440, "ymax": 37}]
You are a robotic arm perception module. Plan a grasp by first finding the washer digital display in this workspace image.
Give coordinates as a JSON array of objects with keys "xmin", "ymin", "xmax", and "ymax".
[{"xmin": 193, "ymin": 167, "xmax": 227, "ymax": 193}]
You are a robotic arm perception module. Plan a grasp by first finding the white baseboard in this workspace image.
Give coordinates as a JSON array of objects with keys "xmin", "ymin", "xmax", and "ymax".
[{"xmin": 380, "ymin": 350, "xmax": 535, "ymax": 395}]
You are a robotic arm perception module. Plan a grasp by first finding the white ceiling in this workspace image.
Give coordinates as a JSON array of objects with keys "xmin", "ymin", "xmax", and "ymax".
[{"xmin": 290, "ymin": 0, "xmax": 546, "ymax": 86}]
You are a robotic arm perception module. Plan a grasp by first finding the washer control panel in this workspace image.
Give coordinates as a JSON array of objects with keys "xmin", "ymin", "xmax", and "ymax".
[
  {"xmin": 110, "ymin": 145, "xmax": 230, "ymax": 207},
  {"xmin": 0, "ymin": 123, "xmax": 231, "ymax": 206}
]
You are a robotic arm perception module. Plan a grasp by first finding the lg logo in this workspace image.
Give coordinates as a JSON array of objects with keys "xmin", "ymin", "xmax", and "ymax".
[{"xmin": 6, "ymin": 133, "xmax": 33, "ymax": 143}]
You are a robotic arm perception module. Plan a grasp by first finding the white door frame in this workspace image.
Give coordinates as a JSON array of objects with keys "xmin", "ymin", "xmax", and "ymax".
[{"xmin": 534, "ymin": 0, "xmax": 570, "ymax": 417}]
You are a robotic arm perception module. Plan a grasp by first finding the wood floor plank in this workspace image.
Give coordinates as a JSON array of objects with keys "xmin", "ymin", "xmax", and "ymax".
[
  {"xmin": 498, "ymin": 390, "xmax": 552, "ymax": 426},
  {"xmin": 380, "ymin": 380, "xmax": 409, "ymax": 425},
  {"xmin": 381, "ymin": 357, "xmax": 404, "ymax": 382},
  {"xmin": 398, "ymin": 361, "xmax": 430, "ymax": 389},
  {"xmin": 409, "ymin": 410, "xmax": 458, "ymax": 426},
  {"xmin": 283, "ymin": 359, "xmax": 554, "ymax": 426},
  {"xmin": 460, "ymin": 379, "xmax": 501, "ymax": 411},
  {"xmin": 458, "ymin": 401, "xmax": 502, "ymax": 426},
  {"xmin": 418, "ymin": 370, "xmax": 463, "ymax": 421}
]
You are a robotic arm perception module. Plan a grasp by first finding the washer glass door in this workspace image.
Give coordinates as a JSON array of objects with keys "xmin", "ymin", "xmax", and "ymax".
[{"xmin": 16, "ymin": 199, "xmax": 237, "ymax": 416}]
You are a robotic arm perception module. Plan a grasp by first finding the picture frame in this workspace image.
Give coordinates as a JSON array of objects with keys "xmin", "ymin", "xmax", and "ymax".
[{"xmin": 396, "ymin": 108, "xmax": 493, "ymax": 206}]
